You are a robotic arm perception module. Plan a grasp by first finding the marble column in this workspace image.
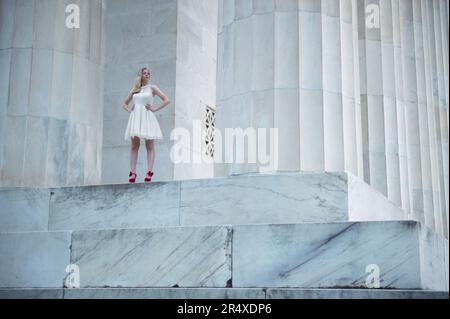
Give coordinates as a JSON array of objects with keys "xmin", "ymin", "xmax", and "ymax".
[
  {"xmin": 341, "ymin": 0, "xmax": 359, "ymax": 176},
  {"xmin": 322, "ymin": 0, "xmax": 345, "ymax": 172},
  {"xmin": 298, "ymin": 1, "xmax": 325, "ymax": 171},
  {"xmin": 359, "ymin": 0, "xmax": 389, "ymax": 196},
  {"xmin": 381, "ymin": 0, "xmax": 402, "ymax": 207},
  {"xmin": 413, "ymin": 0, "xmax": 435, "ymax": 229},
  {"xmin": 216, "ymin": 0, "xmax": 449, "ymax": 238},
  {"xmin": 298, "ymin": 0, "xmax": 325, "ymax": 172},
  {"xmin": 0, "ymin": 0, "xmax": 105, "ymax": 187},
  {"xmin": 392, "ymin": 0, "xmax": 412, "ymax": 216}
]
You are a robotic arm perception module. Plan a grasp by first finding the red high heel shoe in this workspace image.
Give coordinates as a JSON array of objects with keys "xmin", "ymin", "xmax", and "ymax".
[
  {"xmin": 144, "ymin": 170, "xmax": 154, "ymax": 182},
  {"xmin": 129, "ymin": 171, "xmax": 137, "ymax": 183}
]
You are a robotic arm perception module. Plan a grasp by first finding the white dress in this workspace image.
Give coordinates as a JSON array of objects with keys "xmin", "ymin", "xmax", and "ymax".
[{"xmin": 124, "ymin": 84, "xmax": 163, "ymax": 141}]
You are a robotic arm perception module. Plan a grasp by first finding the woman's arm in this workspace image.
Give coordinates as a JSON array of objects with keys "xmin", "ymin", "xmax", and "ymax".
[
  {"xmin": 122, "ymin": 90, "xmax": 134, "ymax": 113},
  {"xmin": 151, "ymin": 85, "xmax": 170, "ymax": 112}
]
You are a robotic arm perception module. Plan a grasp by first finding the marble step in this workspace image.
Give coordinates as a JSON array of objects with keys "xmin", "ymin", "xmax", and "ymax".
[
  {"xmin": 0, "ymin": 221, "xmax": 447, "ymax": 291},
  {"xmin": 0, "ymin": 171, "xmax": 405, "ymax": 232},
  {"xmin": 0, "ymin": 288, "xmax": 447, "ymax": 299}
]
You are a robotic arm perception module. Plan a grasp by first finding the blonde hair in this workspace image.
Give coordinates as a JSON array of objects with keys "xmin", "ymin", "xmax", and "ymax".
[{"xmin": 131, "ymin": 67, "xmax": 150, "ymax": 94}]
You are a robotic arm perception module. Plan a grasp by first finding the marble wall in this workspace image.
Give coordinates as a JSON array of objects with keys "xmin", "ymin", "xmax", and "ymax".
[
  {"xmin": 215, "ymin": 0, "xmax": 449, "ymax": 238},
  {"xmin": 0, "ymin": 0, "xmax": 106, "ymax": 187}
]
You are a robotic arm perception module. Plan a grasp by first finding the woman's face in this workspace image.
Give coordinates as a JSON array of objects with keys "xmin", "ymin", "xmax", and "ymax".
[{"xmin": 141, "ymin": 68, "xmax": 150, "ymax": 83}]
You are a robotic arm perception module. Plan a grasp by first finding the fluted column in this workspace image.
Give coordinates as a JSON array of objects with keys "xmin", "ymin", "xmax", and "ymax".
[
  {"xmin": 251, "ymin": 0, "xmax": 275, "ymax": 173},
  {"xmin": 298, "ymin": 0, "xmax": 324, "ymax": 171},
  {"xmin": 274, "ymin": 2, "xmax": 300, "ymax": 171},
  {"xmin": 322, "ymin": 0, "xmax": 345, "ymax": 171},
  {"xmin": 359, "ymin": 0, "xmax": 389, "ymax": 195},
  {"xmin": 341, "ymin": 0, "xmax": 359, "ymax": 176},
  {"xmin": 0, "ymin": 0, "xmax": 106, "ymax": 187},
  {"xmin": 427, "ymin": 0, "xmax": 448, "ymax": 237},
  {"xmin": 413, "ymin": 0, "xmax": 435, "ymax": 229},
  {"xmin": 399, "ymin": 0, "xmax": 425, "ymax": 223},
  {"xmin": 392, "ymin": 0, "xmax": 412, "ymax": 215},
  {"xmin": 352, "ymin": 0, "xmax": 365, "ymax": 179},
  {"xmin": 432, "ymin": 0, "xmax": 449, "ymax": 236},
  {"xmin": 215, "ymin": 0, "xmax": 449, "ymax": 237},
  {"xmin": 381, "ymin": 0, "xmax": 402, "ymax": 207}
]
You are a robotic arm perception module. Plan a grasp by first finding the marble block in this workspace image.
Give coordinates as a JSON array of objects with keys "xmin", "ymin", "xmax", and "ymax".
[
  {"xmin": 0, "ymin": 231, "xmax": 71, "ymax": 288},
  {"xmin": 0, "ymin": 188, "xmax": 50, "ymax": 232},
  {"xmin": 232, "ymin": 221, "xmax": 448, "ymax": 290},
  {"xmin": 4, "ymin": 172, "xmax": 407, "ymax": 232},
  {"xmin": 347, "ymin": 173, "xmax": 405, "ymax": 221},
  {"xmin": 180, "ymin": 172, "xmax": 348, "ymax": 225},
  {"xmin": 70, "ymin": 226, "xmax": 232, "ymax": 287},
  {"xmin": 49, "ymin": 182, "xmax": 180, "ymax": 231},
  {"xmin": 180, "ymin": 172, "xmax": 405, "ymax": 226}
]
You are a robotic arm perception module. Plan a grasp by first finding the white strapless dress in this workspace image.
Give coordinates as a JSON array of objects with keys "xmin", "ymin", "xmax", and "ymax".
[{"xmin": 124, "ymin": 84, "xmax": 163, "ymax": 141}]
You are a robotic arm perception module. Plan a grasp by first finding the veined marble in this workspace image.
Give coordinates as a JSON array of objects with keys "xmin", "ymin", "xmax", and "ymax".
[
  {"xmin": 180, "ymin": 172, "xmax": 349, "ymax": 225},
  {"xmin": 232, "ymin": 221, "xmax": 448, "ymax": 290},
  {"xmin": 70, "ymin": 226, "xmax": 231, "ymax": 287},
  {"xmin": 0, "ymin": 221, "xmax": 447, "ymax": 291},
  {"xmin": 0, "ymin": 231, "xmax": 71, "ymax": 288},
  {"xmin": 216, "ymin": 0, "xmax": 449, "ymax": 240},
  {"xmin": 1, "ymin": 172, "xmax": 408, "ymax": 232},
  {"xmin": 49, "ymin": 182, "xmax": 180, "ymax": 231},
  {"xmin": 0, "ymin": 188, "xmax": 49, "ymax": 232},
  {"xmin": 180, "ymin": 171, "xmax": 405, "ymax": 225},
  {"xmin": 419, "ymin": 224, "xmax": 449, "ymax": 291}
]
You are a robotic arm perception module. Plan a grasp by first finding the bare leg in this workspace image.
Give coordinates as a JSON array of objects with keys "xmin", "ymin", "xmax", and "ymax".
[
  {"xmin": 130, "ymin": 137, "xmax": 140, "ymax": 173},
  {"xmin": 145, "ymin": 139, "xmax": 155, "ymax": 172}
]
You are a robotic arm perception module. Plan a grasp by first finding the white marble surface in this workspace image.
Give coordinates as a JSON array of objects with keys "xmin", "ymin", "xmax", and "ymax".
[
  {"xmin": 0, "ymin": 188, "xmax": 50, "ymax": 232},
  {"xmin": 347, "ymin": 173, "xmax": 406, "ymax": 221},
  {"xmin": 0, "ymin": 0, "xmax": 105, "ymax": 188},
  {"xmin": 233, "ymin": 221, "xmax": 435, "ymax": 289},
  {"xmin": 419, "ymin": 224, "xmax": 449, "ymax": 291},
  {"xmin": 49, "ymin": 182, "xmax": 180, "ymax": 231},
  {"xmin": 0, "ymin": 220, "xmax": 446, "ymax": 291},
  {"xmin": 180, "ymin": 172, "xmax": 349, "ymax": 225},
  {"xmin": 3, "ymin": 171, "xmax": 412, "ymax": 232},
  {"xmin": 71, "ymin": 226, "xmax": 231, "ymax": 287},
  {"xmin": 0, "ymin": 231, "xmax": 71, "ymax": 288}
]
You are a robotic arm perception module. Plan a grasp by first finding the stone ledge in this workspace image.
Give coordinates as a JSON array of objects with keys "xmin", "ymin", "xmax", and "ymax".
[
  {"xmin": 0, "ymin": 172, "xmax": 406, "ymax": 232},
  {"xmin": 0, "ymin": 288, "xmax": 447, "ymax": 299}
]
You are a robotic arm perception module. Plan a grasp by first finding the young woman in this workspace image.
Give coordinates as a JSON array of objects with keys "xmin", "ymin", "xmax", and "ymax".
[{"xmin": 123, "ymin": 67, "xmax": 170, "ymax": 183}]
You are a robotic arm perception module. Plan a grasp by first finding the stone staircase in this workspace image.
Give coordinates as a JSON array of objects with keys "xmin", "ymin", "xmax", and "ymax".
[{"xmin": 0, "ymin": 172, "xmax": 448, "ymax": 299}]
